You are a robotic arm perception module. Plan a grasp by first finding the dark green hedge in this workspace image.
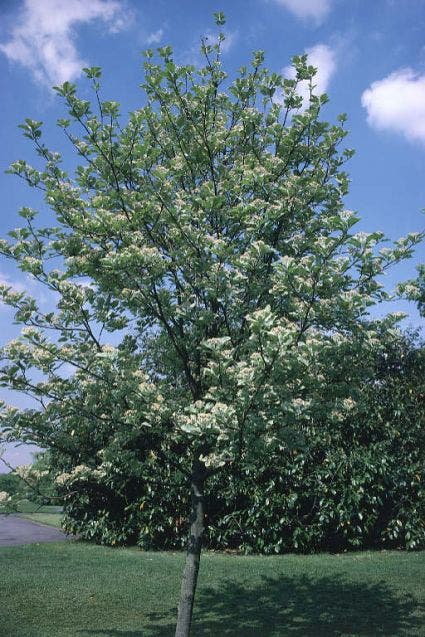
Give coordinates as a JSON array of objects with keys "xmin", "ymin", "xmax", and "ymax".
[{"xmin": 59, "ymin": 331, "xmax": 425, "ymax": 552}]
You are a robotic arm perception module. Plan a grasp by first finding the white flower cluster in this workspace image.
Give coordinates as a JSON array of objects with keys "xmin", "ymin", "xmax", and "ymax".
[
  {"xmin": 399, "ymin": 283, "xmax": 419, "ymax": 299},
  {"xmin": 54, "ymin": 473, "xmax": 69, "ymax": 486},
  {"xmin": 54, "ymin": 464, "xmax": 91, "ymax": 486},
  {"xmin": 342, "ymin": 397, "xmax": 356, "ymax": 411},
  {"xmin": 176, "ymin": 400, "xmax": 236, "ymax": 435},
  {"xmin": 55, "ymin": 462, "xmax": 112, "ymax": 486},
  {"xmin": 21, "ymin": 326, "xmax": 41, "ymax": 339},
  {"xmin": 15, "ymin": 464, "xmax": 31, "ymax": 479},
  {"xmin": 0, "ymin": 491, "xmax": 10, "ymax": 502},
  {"xmin": 290, "ymin": 397, "xmax": 312, "ymax": 413},
  {"xmin": 330, "ymin": 397, "xmax": 357, "ymax": 421}
]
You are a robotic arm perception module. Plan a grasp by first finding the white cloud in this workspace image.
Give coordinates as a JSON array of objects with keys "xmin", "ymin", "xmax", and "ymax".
[
  {"xmin": 0, "ymin": 272, "xmax": 26, "ymax": 298},
  {"xmin": 146, "ymin": 28, "xmax": 164, "ymax": 45},
  {"xmin": 273, "ymin": 0, "xmax": 331, "ymax": 23},
  {"xmin": 0, "ymin": 0, "xmax": 130, "ymax": 87},
  {"xmin": 361, "ymin": 68, "xmax": 425, "ymax": 145},
  {"xmin": 283, "ymin": 43, "xmax": 337, "ymax": 109},
  {"xmin": 303, "ymin": 43, "xmax": 336, "ymax": 94},
  {"xmin": 0, "ymin": 271, "xmax": 53, "ymax": 310}
]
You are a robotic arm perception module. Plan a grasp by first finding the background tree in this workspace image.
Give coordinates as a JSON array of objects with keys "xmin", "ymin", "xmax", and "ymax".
[
  {"xmin": 0, "ymin": 14, "xmax": 422, "ymax": 636},
  {"xmin": 415, "ymin": 264, "xmax": 425, "ymax": 316},
  {"xmin": 0, "ymin": 470, "xmax": 22, "ymax": 497},
  {"xmin": 0, "ymin": 449, "xmax": 60, "ymax": 512},
  {"xmin": 397, "ymin": 263, "xmax": 425, "ymax": 317}
]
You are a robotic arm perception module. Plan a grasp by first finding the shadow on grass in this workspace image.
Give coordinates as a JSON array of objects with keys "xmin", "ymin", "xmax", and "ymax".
[
  {"xmin": 195, "ymin": 573, "xmax": 424, "ymax": 636},
  {"xmin": 79, "ymin": 573, "xmax": 425, "ymax": 637},
  {"xmin": 79, "ymin": 633, "xmax": 146, "ymax": 637}
]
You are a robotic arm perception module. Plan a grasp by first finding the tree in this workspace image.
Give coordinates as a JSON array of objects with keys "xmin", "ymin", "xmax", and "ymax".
[
  {"xmin": 0, "ymin": 14, "xmax": 422, "ymax": 636},
  {"xmin": 397, "ymin": 263, "xmax": 425, "ymax": 316},
  {"xmin": 0, "ymin": 471, "xmax": 21, "ymax": 497}
]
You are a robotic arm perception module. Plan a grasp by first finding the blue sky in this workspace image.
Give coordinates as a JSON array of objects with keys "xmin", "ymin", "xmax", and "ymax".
[{"xmin": 0, "ymin": 0, "xmax": 424, "ymax": 470}]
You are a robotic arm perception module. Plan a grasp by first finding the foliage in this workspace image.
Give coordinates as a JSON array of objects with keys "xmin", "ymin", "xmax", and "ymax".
[
  {"xmin": 207, "ymin": 330, "xmax": 425, "ymax": 553},
  {"xmin": 416, "ymin": 264, "xmax": 425, "ymax": 316},
  {"xmin": 0, "ymin": 471, "xmax": 22, "ymax": 497},
  {"xmin": 50, "ymin": 329, "xmax": 425, "ymax": 552},
  {"xmin": 397, "ymin": 263, "xmax": 425, "ymax": 317}
]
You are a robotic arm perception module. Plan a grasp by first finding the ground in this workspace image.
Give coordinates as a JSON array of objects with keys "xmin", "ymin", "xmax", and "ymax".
[
  {"xmin": 1, "ymin": 540, "xmax": 424, "ymax": 636},
  {"xmin": 0, "ymin": 514, "xmax": 68, "ymax": 546},
  {"xmin": 17, "ymin": 512, "xmax": 63, "ymax": 528}
]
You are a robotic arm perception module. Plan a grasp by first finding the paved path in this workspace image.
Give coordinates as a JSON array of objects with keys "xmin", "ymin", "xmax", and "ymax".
[{"xmin": 0, "ymin": 514, "xmax": 69, "ymax": 546}]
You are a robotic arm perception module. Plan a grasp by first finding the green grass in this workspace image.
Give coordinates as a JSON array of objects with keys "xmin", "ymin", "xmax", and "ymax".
[
  {"xmin": 1, "ymin": 543, "xmax": 424, "ymax": 637},
  {"xmin": 14, "ymin": 500, "xmax": 63, "ymax": 514},
  {"xmin": 17, "ymin": 512, "xmax": 63, "ymax": 528},
  {"xmin": 0, "ymin": 501, "xmax": 62, "ymax": 515}
]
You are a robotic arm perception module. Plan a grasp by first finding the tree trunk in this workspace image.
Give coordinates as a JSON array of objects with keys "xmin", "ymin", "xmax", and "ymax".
[{"xmin": 175, "ymin": 459, "xmax": 205, "ymax": 637}]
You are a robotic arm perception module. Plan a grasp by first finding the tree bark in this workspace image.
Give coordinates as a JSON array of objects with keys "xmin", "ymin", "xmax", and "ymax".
[{"xmin": 175, "ymin": 459, "xmax": 205, "ymax": 637}]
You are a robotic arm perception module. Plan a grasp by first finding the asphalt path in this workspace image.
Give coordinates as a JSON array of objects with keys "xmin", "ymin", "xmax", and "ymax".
[{"xmin": 0, "ymin": 514, "xmax": 69, "ymax": 546}]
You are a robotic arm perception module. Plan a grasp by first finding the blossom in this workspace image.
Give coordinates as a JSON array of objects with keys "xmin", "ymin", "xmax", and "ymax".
[
  {"xmin": 55, "ymin": 472, "xmax": 71, "ymax": 486},
  {"xmin": 15, "ymin": 464, "xmax": 31, "ymax": 479}
]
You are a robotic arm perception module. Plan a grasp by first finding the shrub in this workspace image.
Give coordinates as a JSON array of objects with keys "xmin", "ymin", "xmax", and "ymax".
[{"xmin": 56, "ymin": 329, "xmax": 424, "ymax": 552}]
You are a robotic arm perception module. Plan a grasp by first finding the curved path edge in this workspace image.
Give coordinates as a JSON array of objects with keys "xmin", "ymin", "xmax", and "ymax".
[{"xmin": 0, "ymin": 513, "xmax": 71, "ymax": 546}]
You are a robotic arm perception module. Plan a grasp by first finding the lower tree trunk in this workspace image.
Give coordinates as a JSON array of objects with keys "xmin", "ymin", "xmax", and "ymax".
[{"xmin": 175, "ymin": 459, "xmax": 205, "ymax": 637}]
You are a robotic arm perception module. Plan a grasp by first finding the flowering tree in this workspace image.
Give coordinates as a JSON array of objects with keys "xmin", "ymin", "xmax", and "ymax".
[{"xmin": 0, "ymin": 15, "xmax": 422, "ymax": 636}]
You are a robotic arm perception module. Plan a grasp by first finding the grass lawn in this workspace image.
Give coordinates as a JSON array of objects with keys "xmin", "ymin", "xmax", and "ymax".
[
  {"xmin": 14, "ymin": 500, "xmax": 63, "ymax": 514},
  {"xmin": 1, "ymin": 543, "xmax": 424, "ymax": 637},
  {"xmin": 0, "ymin": 501, "xmax": 62, "ymax": 516},
  {"xmin": 17, "ymin": 512, "xmax": 63, "ymax": 528}
]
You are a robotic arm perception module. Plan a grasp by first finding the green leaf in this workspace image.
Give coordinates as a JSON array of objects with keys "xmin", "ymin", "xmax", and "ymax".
[{"xmin": 213, "ymin": 12, "xmax": 226, "ymax": 26}]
